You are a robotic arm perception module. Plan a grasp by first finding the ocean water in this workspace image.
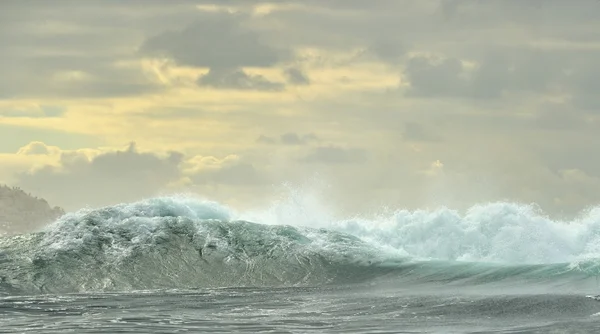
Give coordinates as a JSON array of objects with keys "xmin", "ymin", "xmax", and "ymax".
[{"xmin": 2, "ymin": 196, "xmax": 600, "ymax": 333}]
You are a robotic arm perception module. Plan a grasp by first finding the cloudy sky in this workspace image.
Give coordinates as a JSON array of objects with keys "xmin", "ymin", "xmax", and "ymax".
[{"xmin": 1, "ymin": 0, "xmax": 599, "ymax": 218}]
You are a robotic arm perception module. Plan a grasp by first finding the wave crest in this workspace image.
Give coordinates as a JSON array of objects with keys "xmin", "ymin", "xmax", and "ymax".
[
  {"xmin": 1, "ymin": 197, "xmax": 394, "ymax": 294},
  {"xmin": 2, "ymin": 196, "xmax": 600, "ymax": 295},
  {"xmin": 335, "ymin": 202, "xmax": 600, "ymax": 264}
]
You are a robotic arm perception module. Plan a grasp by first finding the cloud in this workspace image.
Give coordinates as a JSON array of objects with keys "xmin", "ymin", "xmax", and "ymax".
[
  {"xmin": 197, "ymin": 68, "xmax": 284, "ymax": 91},
  {"xmin": 0, "ymin": 26, "xmax": 159, "ymax": 99},
  {"xmin": 254, "ymin": 1, "xmax": 600, "ymax": 109},
  {"xmin": 567, "ymin": 57, "xmax": 600, "ymax": 113},
  {"xmin": 256, "ymin": 135, "xmax": 276, "ymax": 144},
  {"xmin": 140, "ymin": 12, "xmax": 286, "ymax": 69},
  {"xmin": 0, "ymin": 58, "xmax": 161, "ymax": 100},
  {"xmin": 182, "ymin": 154, "xmax": 267, "ymax": 187},
  {"xmin": 402, "ymin": 122, "xmax": 441, "ymax": 142},
  {"xmin": 140, "ymin": 11, "xmax": 295, "ymax": 92},
  {"xmin": 402, "ymin": 49, "xmax": 576, "ymax": 100},
  {"xmin": 257, "ymin": 132, "xmax": 318, "ymax": 145},
  {"xmin": 254, "ymin": 1, "xmax": 412, "ymax": 57},
  {"xmin": 0, "ymin": 124, "xmax": 100, "ymax": 155},
  {"xmin": 301, "ymin": 146, "xmax": 367, "ymax": 164},
  {"xmin": 0, "ymin": 1, "xmax": 173, "ymax": 99},
  {"xmin": 284, "ymin": 67, "xmax": 310, "ymax": 85},
  {"xmin": 12, "ymin": 142, "xmax": 270, "ymax": 210},
  {"xmin": 1, "ymin": 1, "xmax": 600, "ymax": 219},
  {"xmin": 369, "ymin": 40, "xmax": 406, "ymax": 62},
  {"xmin": 281, "ymin": 132, "xmax": 318, "ymax": 145},
  {"xmin": 403, "ymin": 56, "xmax": 467, "ymax": 98},
  {"xmin": 434, "ymin": 0, "xmax": 600, "ymax": 28},
  {"xmin": 15, "ymin": 142, "xmax": 183, "ymax": 209},
  {"xmin": 532, "ymin": 103, "xmax": 592, "ymax": 131},
  {"xmin": 16, "ymin": 142, "xmax": 61, "ymax": 156}
]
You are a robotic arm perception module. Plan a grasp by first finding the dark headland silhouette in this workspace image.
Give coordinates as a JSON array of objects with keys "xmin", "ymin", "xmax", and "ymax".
[{"xmin": 0, "ymin": 184, "xmax": 65, "ymax": 235}]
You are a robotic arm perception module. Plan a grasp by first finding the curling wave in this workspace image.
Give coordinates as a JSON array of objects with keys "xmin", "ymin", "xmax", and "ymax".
[{"xmin": 1, "ymin": 196, "xmax": 599, "ymax": 295}]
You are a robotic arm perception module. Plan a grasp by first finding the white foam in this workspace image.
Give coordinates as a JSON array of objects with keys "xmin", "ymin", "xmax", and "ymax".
[
  {"xmin": 232, "ymin": 188, "xmax": 600, "ymax": 265},
  {"xmin": 332, "ymin": 204, "xmax": 600, "ymax": 264},
  {"xmin": 40, "ymin": 194, "xmax": 600, "ymax": 265}
]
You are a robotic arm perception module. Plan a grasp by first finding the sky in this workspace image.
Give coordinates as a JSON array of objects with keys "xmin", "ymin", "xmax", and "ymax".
[{"xmin": 1, "ymin": 0, "xmax": 599, "ymax": 218}]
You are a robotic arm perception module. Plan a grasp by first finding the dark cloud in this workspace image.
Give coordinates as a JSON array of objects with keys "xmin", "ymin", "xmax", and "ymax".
[
  {"xmin": 259, "ymin": 4, "xmax": 411, "ymax": 58},
  {"xmin": 369, "ymin": 40, "xmax": 405, "ymax": 62},
  {"xmin": 281, "ymin": 132, "xmax": 318, "ymax": 145},
  {"xmin": 197, "ymin": 68, "xmax": 284, "ymax": 91},
  {"xmin": 16, "ymin": 143, "xmax": 184, "ymax": 209},
  {"xmin": 4, "ymin": 0, "xmax": 599, "ymax": 101},
  {"xmin": 0, "ymin": 56, "xmax": 161, "ymax": 100},
  {"xmin": 404, "ymin": 56, "xmax": 466, "ymax": 98},
  {"xmin": 472, "ymin": 49, "xmax": 569, "ymax": 97},
  {"xmin": 301, "ymin": 146, "xmax": 367, "ymax": 164},
  {"xmin": 284, "ymin": 68, "xmax": 310, "ymax": 85},
  {"xmin": 1, "ymin": 1, "xmax": 302, "ymax": 99},
  {"xmin": 140, "ymin": 13, "xmax": 286, "ymax": 69},
  {"xmin": 0, "ymin": 2, "xmax": 166, "ymax": 99},
  {"xmin": 14, "ymin": 142, "xmax": 270, "ymax": 210},
  {"xmin": 403, "ymin": 48, "xmax": 574, "ymax": 100}
]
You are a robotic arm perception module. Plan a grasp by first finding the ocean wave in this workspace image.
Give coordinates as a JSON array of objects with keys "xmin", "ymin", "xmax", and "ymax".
[
  {"xmin": 0, "ymin": 197, "xmax": 401, "ymax": 294},
  {"xmin": 1, "ymin": 196, "xmax": 599, "ymax": 294},
  {"xmin": 333, "ymin": 203, "xmax": 600, "ymax": 264}
]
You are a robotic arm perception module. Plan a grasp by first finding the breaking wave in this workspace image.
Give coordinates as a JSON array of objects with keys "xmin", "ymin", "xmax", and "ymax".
[{"xmin": 1, "ymin": 196, "xmax": 600, "ymax": 295}]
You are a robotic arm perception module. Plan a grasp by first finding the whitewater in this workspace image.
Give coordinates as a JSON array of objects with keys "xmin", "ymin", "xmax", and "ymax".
[{"xmin": 2, "ymin": 195, "xmax": 600, "ymax": 333}]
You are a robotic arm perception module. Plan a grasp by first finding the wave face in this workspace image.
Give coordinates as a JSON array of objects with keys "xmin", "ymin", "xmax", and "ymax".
[{"xmin": 1, "ymin": 196, "xmax": 600, "ymax": 295}]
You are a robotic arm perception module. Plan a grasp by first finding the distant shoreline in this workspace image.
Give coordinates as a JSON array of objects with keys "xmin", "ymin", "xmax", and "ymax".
[{"xmin": 0, "ymin": 185, "xmax": 65, "ymax": 235}]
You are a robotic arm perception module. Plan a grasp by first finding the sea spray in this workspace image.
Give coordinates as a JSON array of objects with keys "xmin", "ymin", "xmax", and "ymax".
[
  {"xmin": 234, "ymin": 186, "xmax": 600, "ymax": 264},
  {"xmin": 330, "ymin": 203, "xmax": 600, "ymax": 264}
]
